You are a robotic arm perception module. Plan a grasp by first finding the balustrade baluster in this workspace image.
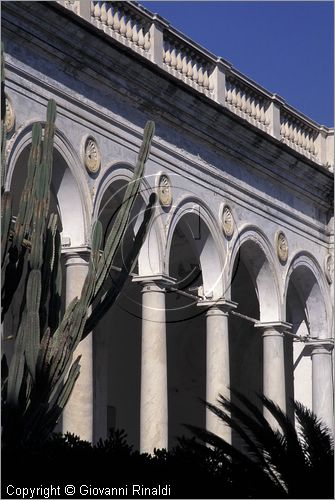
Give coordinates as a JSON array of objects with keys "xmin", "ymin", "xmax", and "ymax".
[
  {"xmin": 301, "ymin": 127, "xmax": 306, "ymax": 150},
  {"xmin": 144, "ymin": 31, "xmax": 150, "ymax": 51},
  {"xmin": 236, "ymin": 86, "xmax": 242, "ymax": 110},
  {"xmin": 309, "ymin": 134, "xmax": 316, "ymax": 154},
  {"xmin": 293, "ymin": 120, "xmax": 299, "ymax": 146},
  {"xmin": 241, "ymin": 88, "xmax": 246, "ymax": 113},
  {"xmin": 170, "ymin": 45, "xmax": 177, "ymax": 68},
  {"xmin": 94, "ymin": 1, "xmax": 101, "ymax": 22},
  {"xmin": 187, "ymin": 59, "xmax": 193, "ymax": 79},
  {"xmin": 245, "ymin": 93, "xmax": 251, "ymax": 116},
  {"xmin": 285, "ymin": 119, "xmax": 290, "ymax": 141},
  {"xmin": 203, "ymin": 68, "xmax": 209, "ymax": 89},
  {"xmin": 197, "ymin": 65, "xmax": 204, "ymax": 86},
  {"xmin": 164, "ymin": 42, "xmax": 171, "ymax": 65},
  {"xmin": 192, "ymin": 60, "xmax": 199, "ymax": 82},
  {"xmin": 256, "ymin": 98, "xmax": 262, "ymax": 122},
  {"xmin": 100, "ymin": 2, "xmax": 107, "ymax": 24},
  {"xmin": 181, "ymin": 53, "xmax": 188, "ymax": 75},
  {"xmin": 231, "ymin": 83, "xmax": 237, "ymax": 107},
  {"xmin": 250, "ymin": 94, "xmax": 256, "ymax": 118},
  {"xmin": 226, "ymin": 83, "xmax": 232, "ymax": 104},
  {"xmin": 280, "ymin": 120, "xmax": 285, "ymax": 139},
  {"xmin": 176, "ymin": 50, "xmax": 182, "ymax": 71},
  {"xmin": 208, "ymin": 69, "xmax": 214, "ymax": 91},
  {"xmin": 107, "ymin": 3, "xmax": 114, "ymax": 28},
  {"xmin": 258, "ymin": 102, "xmax": 263, "ymax": 123},
  {"xmin": 309, "ymin": 132, "xmax": 314, "ymax": 153},
  {"xmin": 285, "ymin": 119, "xmax": 291, "ymax": 140},
  {"xmin": 299, "ymin": 126, "xmax": 305, "ymax": 147},
  {"xmin": 120, "ymin": 9, "xmax": 127, "ymax": 36},
  {"xmin": 126, "ymin": 17, "xmax": 133, "ymax": 40},
  {"xmin": 289, "ymin": 121, "xmax": 295, "ymax": 143},
  {"xmin": 138, "ymin": 27, "xmax": 145, "ymax": 47},
  {"xmin": 132, "ymin": 18, "xmax": 139, "ymax": 43},
  {"xmin": 292, "ymin": 120, "xmax": 298, "ymax": 145},
  {"xmin": 113, "ymin": 7, "xmax": 121, "ymax": 32}
]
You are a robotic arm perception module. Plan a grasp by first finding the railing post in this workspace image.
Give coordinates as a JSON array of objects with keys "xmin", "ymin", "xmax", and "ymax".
[
  {"xmin": 76, "ymin": 0, "xmax": 91, "ymax": 21},
  {"xmin": 150, "ymin": 15, "xmax": 167, "ymax": 68},
  {"xmin": 315, "ymin": 126, "xmax": 330, "ymax": 167},
  {"xmin": 267, "ymin": 94, "xmax": 284, "ymax": 140},
  {"xmin": 212, "ymin": 57, "xmax": 229, "ymax": 106},
  {"xmin": 326, "ymin": 130, "xmax": 334, "ymax": 170}
]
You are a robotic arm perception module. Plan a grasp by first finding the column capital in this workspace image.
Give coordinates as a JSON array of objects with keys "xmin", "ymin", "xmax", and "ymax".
[
  {"xmin": 306, "ymin": 338, "xmax": 334, "ymax": 354},
  {"xmin": 254, "ymin": 321, "xmax": 292, "ymax": 337},
  {"xmin": 133, "ymin": 274, "xmax": 176, "ymax": 292},
  {"xmin": 62, "ymin": 246, "xmax": 91, "ymax": 267},
  {"xmin": 197, "ymin": 298, "xmax": 238, "ymax": 316}
]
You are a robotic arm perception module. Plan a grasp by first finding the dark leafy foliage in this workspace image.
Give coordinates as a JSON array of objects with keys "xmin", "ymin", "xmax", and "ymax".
[
  {"xmin": 2, "ymin": 395, "xmax": 333, "ymax": 499},
  {"xmin": 2, "ymin": 431, "xmax": 223, "ymax": 499},
  {"xmin": 186, "ymin": 391, "xmax": 334, "ymax": 499}
]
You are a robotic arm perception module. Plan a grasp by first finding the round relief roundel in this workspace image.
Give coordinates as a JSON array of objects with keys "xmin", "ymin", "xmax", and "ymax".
[
  {"xmin": 158, "ymin": 174, "xmax": 172, "ymax": 207},
  {"xmin": 84, "ymin": 136, "xmax": 101, "ymax": 174},
  {"xmin": 275, "ymin": 230, "xmax": 288, "ymax": 264},
  {"xmin": 222, "ymin": 204, "xmax": 234, "ymax": 237},
  {"xmin": 5, "ymin": 94, "xmax": 15, "ymax": 133}
]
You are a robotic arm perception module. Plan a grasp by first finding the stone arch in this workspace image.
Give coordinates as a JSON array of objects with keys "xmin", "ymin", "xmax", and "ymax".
[
  {"xmin": 163, "ymin": 195, "xmax": 225, "ymax": 446},
  {"xmin": 92, "ymin": 162, "xmax": 164, "ymax": 447},
  {"xmin": 228, "ymin": 224, "xmax": 282, "ymax": 322},
  {"xmin": 5, "ymin": 121, "xmax": 91, "ymax": 247},
  {"xmin": 93, "ymin": 163, "xmax": 164, "ymax": 276},
  {"xmin": 284, "ymin": 251, "xmax": 331, "ymax": 339},
  {"xmin": 283, "ymin": 252, "xmax": 333, "ymax": 422},
  {"xmin": 165, "ymin": 195, "xmax": 225, "ymax": 299}
]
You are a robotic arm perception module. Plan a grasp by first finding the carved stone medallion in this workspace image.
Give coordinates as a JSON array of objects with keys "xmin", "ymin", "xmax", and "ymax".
[
  {"xmin": 325, "ymin": 253, "xmax": 333, "ymax": 284},
  {"xmin": 158, "ymin": 174, "xmax": 172, "ymax": 207},
  {"xmin": 275, "ymin": 231, "xmax": 288, "ymax": 263},
  {"xmin": 84, "ymin": 136, "xmax": 101, "ymax": 174},
  {"xmin": 222, "ymin": 204, "xmax": 234, "ymax": 237},
  {"xmin": 5, "ymin": 94, "xmax": 15, "ymax": 133}
]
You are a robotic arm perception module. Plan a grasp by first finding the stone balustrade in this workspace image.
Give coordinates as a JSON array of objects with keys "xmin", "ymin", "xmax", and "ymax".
[
  {"xmin": 57, "ymin": 0, "xmax": 334, "ymax": 169},
  {"xmin": 163, "ymin": 33, "xmax": 215, "ymax": 95},
  {"xmin": 280, "ymin": 110, "xmax": 318, "ymax": 159},
  {"xmin": 225, "ymin": 76, "xmax": 270, "ymax": 132},
  {"xmin": 91, "ymin": 1, "xmax": 151, "ymax": 56}
]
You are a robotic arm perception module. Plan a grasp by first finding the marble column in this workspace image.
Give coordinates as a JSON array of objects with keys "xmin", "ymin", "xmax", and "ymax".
[
  {"xmin": 309, "ymin": 340, "xmax": 334, "ymax": 430},
  {"xmin": 198, "ymin": 299, "xmax": 237, "ymax": 443},
  {"xmin": 255, "ymin": 321, "xmax": 291, "ymax": 428},
  {"xmin": 133, "ymin": 275, "xmax": 174, "ymax": 454},
  {"xmin": 62, "ymin": 247, "xmax": 93, "ymax": 442}
]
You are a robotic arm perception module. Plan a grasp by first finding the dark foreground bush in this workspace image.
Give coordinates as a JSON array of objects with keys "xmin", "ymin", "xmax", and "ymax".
[
  {"xmin": 2, "ymin": 430, "xmax": 226, "ymax": 499},
  {"xmin": 2, "ymin": 395, "xmax": 334, "ymax": 499}
]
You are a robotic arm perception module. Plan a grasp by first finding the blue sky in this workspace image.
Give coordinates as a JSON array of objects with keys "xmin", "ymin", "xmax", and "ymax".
[{"xmin": 141, "ymin": 1, "xmax": 334, "ymax": 127}]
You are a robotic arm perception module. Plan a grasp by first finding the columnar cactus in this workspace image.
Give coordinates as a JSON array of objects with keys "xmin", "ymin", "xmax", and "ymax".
[{"xmin": 1, "ymin": 46, "xmax": 156, "ymax": 446}]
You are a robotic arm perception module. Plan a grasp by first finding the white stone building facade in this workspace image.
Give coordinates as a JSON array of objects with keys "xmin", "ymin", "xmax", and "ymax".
[{"xmin": 2, "ymin": 1, "xmax": 334, "ymax": 453}]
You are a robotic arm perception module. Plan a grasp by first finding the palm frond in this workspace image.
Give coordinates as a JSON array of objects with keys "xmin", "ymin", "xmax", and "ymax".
[{"xmin": 186, "ymin": 393, "xmax": 334, "ymax": 498}]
